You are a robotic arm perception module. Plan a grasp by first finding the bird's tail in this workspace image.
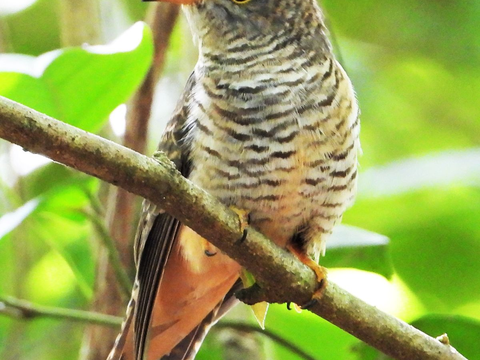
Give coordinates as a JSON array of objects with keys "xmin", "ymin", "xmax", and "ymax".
[
  {"xmin": 107, "ymin": 282, "xmax": 139, "ymax": 360},
  {"xmin": 162, "ymin": 280, "xmax": 242, "ymax": 360},
  {"xmin": 106, "ymin": 279, "xmax": 240, "ymax": 360}
]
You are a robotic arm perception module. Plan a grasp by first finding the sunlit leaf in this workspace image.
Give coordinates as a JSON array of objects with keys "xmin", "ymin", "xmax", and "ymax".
[
  {"xmin": 25, "ymin": 250, "xmax": 78, "ymax": 303},
  {"xmin": 1, "ymin": 0, "xmax": 60, "ymax": 55},
  {"xmin": 266, "ymin": 304, "xmax": 360, "ymax": 360},
  {"xmin": 33, "ymin": 212, "xmax": 95, "ymax": 300},
  {"xmin": 0, "ymin": 21, "xmax": 153, "ymax": 133},
  {"xmin": 325, "ymin": 225, "xmax": 393, "ymax": 278},
  {"xmin": 345, "ymin": 186, "xmax": 480, "ymax": 311},
  {"xmin": 359, "ymin": 149, "xmax": 480, "ymax": 198}
]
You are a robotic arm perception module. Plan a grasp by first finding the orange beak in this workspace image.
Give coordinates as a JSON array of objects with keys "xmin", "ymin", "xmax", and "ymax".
[{"xmin": 142, "ymin": 0, "xmax": 197, "ymax": 4}]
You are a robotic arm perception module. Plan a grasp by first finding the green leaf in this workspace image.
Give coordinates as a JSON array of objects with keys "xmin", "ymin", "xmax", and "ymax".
[
  {"xmin": 266, "ymin": 304, "xmax": 360, "ymax": 360},
  {"xmin": 345, "ymin": 186, "xmax": 480, "ymax": 312},
  {"xmin": 27, "ymin": 204, "xmax": 95, "ymax": 302},
  {"xmin": 32, "ymin": 213, "xmax": 95, "ymax": 300},
  {"xmin": 358, "ymin": 149, "xmax": 480, "ymax": 198},
  {"xmin": 0, "ymin": 21, "xmax": 153, "ymax": 133},
  {"xmin": 120, "ymin": 0, "xmax": 148, "ymax": 21},
  {"xmin": 196, "ymin": 339, "xmax": 224, "ymax": 360},
  {"xmin": 1, "ymin": 0, "xmax": 61, "ymax": 55},
  {"xmin": 324, "ymin": 0, "xmax": 480, "ymax": 69},
  {"xmin": 351, "ymin": 343, "xmax": 389, "ymax": 360},
  {"xmin": 324, "ymin": 225, "xmax": 393, "ymax": 279},
  {"xmin": 18, "ymin": 163, "xmax": 94, "ymax": 202}
]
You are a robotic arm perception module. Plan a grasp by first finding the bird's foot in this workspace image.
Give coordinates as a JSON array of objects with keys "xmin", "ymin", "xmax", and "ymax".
[
  {"xmin": 229, "ymin": 206, "xmax": 250, "ymax": 243},
  {"xmin": 202, "ymin": 207, "xmax": 249, "ymax": 256},
  {"xmin": 301, "ymin": 287, "xmax": 325, "ymax": 309},
  {"xmin": 286, "ymin": 244, "xmax": 328, "ymax": 309}
]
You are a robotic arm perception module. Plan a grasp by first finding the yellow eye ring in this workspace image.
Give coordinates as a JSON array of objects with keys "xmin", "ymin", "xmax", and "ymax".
[{"xmin": 232, "ymin": 0, "xmax": 252, "ymax": 4}]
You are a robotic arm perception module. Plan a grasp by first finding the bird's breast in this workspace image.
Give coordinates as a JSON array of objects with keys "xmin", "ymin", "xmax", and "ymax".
[{"xmin": 186, "ymin": 58, "xmax": 359, "ymax": 249}]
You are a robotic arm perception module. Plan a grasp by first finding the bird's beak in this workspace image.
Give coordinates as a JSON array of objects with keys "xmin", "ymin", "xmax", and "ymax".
[{"xmin": 143, "ymin": 0, "xmax": 197, "ymax": 4}]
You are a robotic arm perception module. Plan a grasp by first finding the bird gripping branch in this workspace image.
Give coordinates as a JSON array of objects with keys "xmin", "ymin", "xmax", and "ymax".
[{"xmin": 108, "ymin": 0, "xmax": 360, "ymax": 359}]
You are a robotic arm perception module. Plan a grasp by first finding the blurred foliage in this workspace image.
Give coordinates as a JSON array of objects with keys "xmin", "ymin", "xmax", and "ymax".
[
  {"xmin": 0, "ymin": 22, "xmax": 153, "ymax": 132},
  {"xmin": 0, "ymin": 0, "xmax": 479, "ymax": 360}
]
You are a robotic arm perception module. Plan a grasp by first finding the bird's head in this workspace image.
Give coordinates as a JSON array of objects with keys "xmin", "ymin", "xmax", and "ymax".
[{"xmin": 156, "ymin": 0, "xmax": 329, "ymax": 56}]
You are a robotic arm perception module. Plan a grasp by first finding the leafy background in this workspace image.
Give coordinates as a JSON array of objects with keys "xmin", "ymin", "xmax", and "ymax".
[{"xmin": 0, "ymin": 0, "xmax": 479, "ymax": 359}]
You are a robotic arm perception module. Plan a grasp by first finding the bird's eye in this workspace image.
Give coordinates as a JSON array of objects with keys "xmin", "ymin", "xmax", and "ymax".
[{"xmin": 231, "ymin": 0, "xmax": 252, "ymax": 4}]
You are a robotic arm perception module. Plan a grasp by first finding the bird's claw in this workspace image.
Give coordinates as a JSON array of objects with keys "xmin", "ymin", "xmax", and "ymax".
[
  {"xmin": 229, "ymin": 206, "xmax": 250, "ymax": 243},
  {"xmin": 300, "ymin": 282, "xmax": 326, "ymax": 309},
  {"xmin": 201, "ymin": 238, "xmax": 218, "ymax": 257},
  {"xmin": 286, "ymin": 244, "xmax": 328, "ymax": 310},
  {"xmin": 204, "ymin": 249, "xmax": 217, "ymax": 257},
  {"xmin": 239, "ymin": 228, "xmax": 248, "ymax": 243}
]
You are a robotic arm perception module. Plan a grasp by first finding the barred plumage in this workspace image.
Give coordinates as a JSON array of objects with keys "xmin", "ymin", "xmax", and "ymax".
[
  {"xmin": 184, "ymin": 3, "xmax": 359, "ymax": 257},
  {"xmin": 109, "ymin": 0, "xmax": 360, "ymax": 359}
]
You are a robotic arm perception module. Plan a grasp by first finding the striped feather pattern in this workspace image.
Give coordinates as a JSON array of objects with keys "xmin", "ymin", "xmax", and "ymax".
[
  {"xmin": 183, "ymin": 0, "xmax": 360, "ymax": 260},
  {"xmin": 110, "ymin": 1, "xmax": 361, "ymax": 359}
]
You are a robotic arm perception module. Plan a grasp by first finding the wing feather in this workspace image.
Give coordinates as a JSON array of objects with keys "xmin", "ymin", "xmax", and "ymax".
[
  {"xmin": 162, "ymin": 280, "xmax": 243, "ymax": 360},
  {"xmin": 132, "ymin": 73, "xmax": 196, "ymax": 360}
]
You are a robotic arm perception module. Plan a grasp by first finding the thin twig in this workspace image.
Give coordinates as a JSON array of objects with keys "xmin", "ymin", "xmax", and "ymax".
[
  {"xmin": 82, "ymin": 188, "xmax": 105, "ymax": 218},
  {"xmin": 0, "ymin": 296, "xmax": 122, "ymax": 327},
  {"xmin": 0, "ymin": 96, "xmax": 467, "ymax": 360},
  {"xmin": 0, "ymin": 297, "xmax": 316, "ymax": 359},
  {"xmin": 216, "ymin": 322, "xmax": 318, "ymax": 360},
  {"xmin": 82, "ymin": 209, "xmax": 132, "ymax": 298},
  {"xmin": 124, "ymin": 3, "xmax": 180, "ymax": 155}
]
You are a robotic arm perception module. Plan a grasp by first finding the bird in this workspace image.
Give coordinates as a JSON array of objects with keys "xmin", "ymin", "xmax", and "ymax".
[{"xmin": 108, "ymin": 0, "xmax": 360, "ymax": 359}]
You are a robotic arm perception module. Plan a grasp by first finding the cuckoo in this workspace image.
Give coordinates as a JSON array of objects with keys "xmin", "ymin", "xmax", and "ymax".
[{"xmin": 108, "ymin": 0, "xmax": 360, "ymax": 359}]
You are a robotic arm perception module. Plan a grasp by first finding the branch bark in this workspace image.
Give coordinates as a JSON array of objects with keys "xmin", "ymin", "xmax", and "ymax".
[{"xmin": 0, "ymin": 96, "xmax": 467, "ymax": 360}]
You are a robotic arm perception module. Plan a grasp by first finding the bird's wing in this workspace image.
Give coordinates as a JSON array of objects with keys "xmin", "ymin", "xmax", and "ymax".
[
  {"xmin": 132, "ymin": 73, "xmax": 196, "ymax": 360},
  {"xmin": 162, "ymin": 280, "xmax": 243, "ymax": 360},
  {"xmin": 133, "ymin": 72, "xmax": 194, "ymax": 267}
]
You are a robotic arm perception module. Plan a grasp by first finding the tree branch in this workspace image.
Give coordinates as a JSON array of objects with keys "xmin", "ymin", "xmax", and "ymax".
[
  {"xmin": 82, "ymin": 209, "xmax": 132, "ymax": 298},
  {"xmin": 124, "ymin": 3, "xmax": 180, "ymax": 156},
  {"xmin": 0, "ymin": 296, "xmax": 122, "ymax": 328},
  {"xmin": 0, "ymin": 298, "xmax": 315, "ymax": 360},
  {"xmin": 0, "ymin": 96, "xmax": 467, "ymax": 360}
]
